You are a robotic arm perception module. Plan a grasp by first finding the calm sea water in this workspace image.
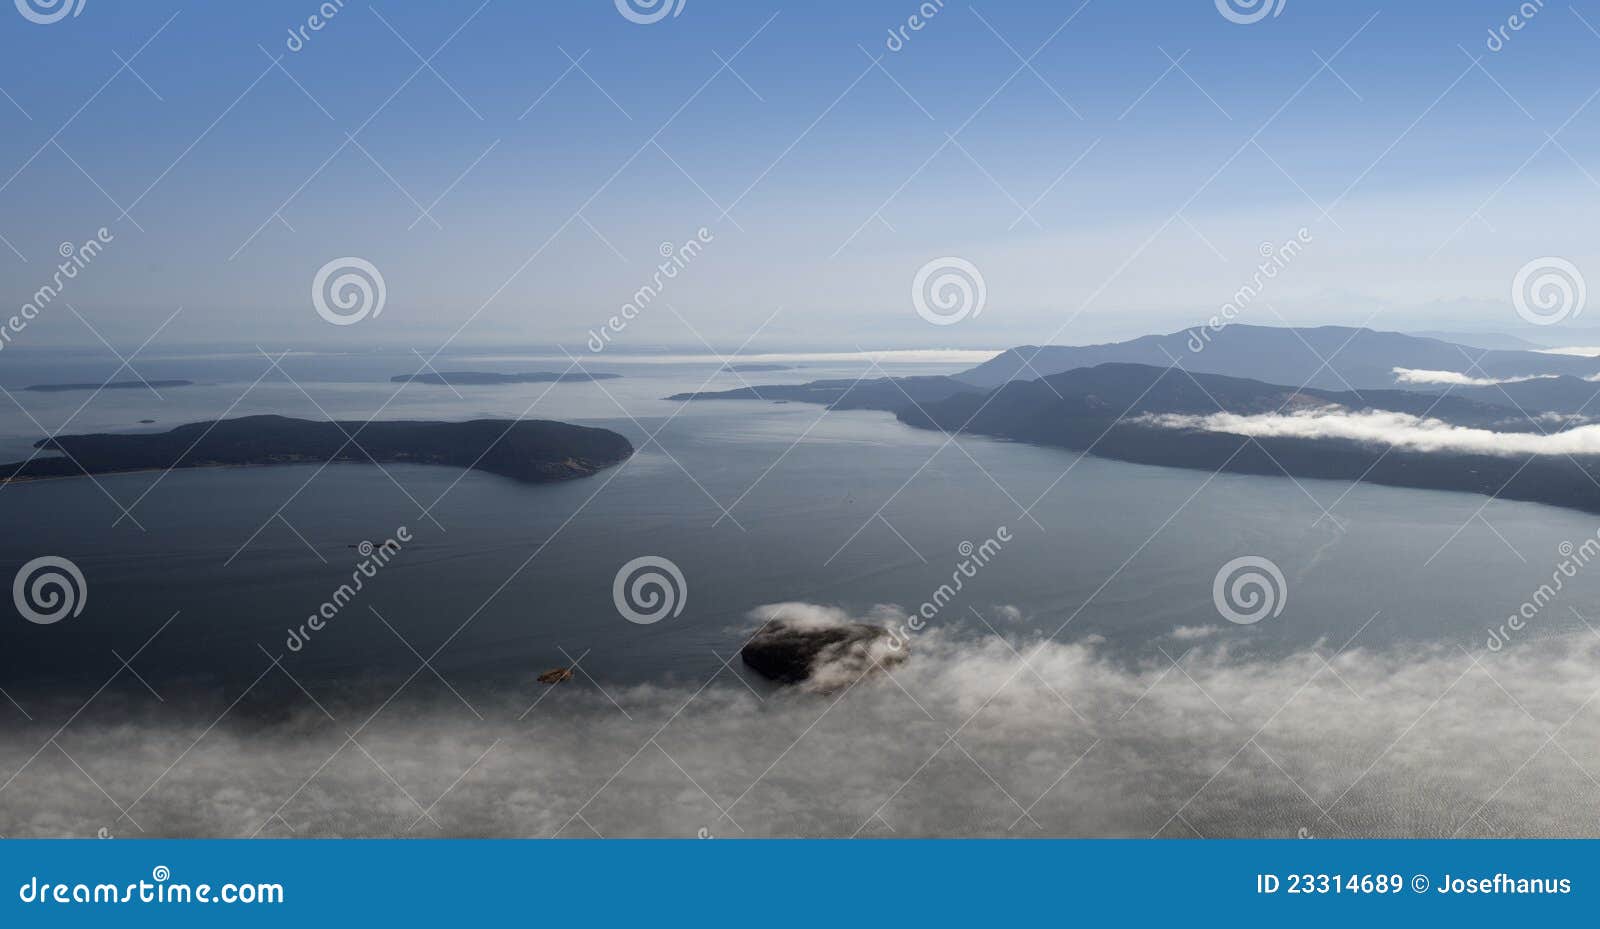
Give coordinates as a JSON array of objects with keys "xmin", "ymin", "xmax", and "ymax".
[
  {"xmin": 2, "ymin": 349, "xmax": 1597, "ymax": 837},
  {"xmin": 2, "ymin": 349, "xmax": 1592, "ymax": 688}
]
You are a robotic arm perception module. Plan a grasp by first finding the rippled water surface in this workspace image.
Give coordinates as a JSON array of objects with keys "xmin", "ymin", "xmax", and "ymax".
[{"xmin": 2, "ymin": 350, "xmax": 1597, "ymax": 837}]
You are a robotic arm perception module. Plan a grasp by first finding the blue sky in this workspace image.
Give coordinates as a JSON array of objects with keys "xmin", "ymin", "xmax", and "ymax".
[{"xmin": 1, "ymin": 0, "xmax": 1597, "ymax": 351}]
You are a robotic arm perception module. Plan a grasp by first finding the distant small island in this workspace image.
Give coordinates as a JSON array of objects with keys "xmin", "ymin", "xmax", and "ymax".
[
  {"xmin": 668, "ymin": 375, "xmax": 977, "ymax": 410},
  {"xmin": 392, "ymin": 371, "xmax": 622, "ymax": 386},
  {"xmin": 23, "ymin": 380, "xmax": 194, "ymax": 392},
  {"xmin": 0, "ymin": 415, "xmax": 632, "ymax": 485},
  {"xmin": 720, "ymin": 363, "xmax": 793, "ymax": 373}
]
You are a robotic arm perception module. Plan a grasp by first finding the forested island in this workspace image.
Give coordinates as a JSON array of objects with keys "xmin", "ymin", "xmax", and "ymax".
[
  {"xmin": 0, "ymin": 415, "xmax": 633, "ymax": 485},
  {"xmin": 392, "ymin": 371, "xmax": 621, "ymax": 386},
  {"xmin": 23, "ymin": 380, "xmax": 194, "ymax": 392}
]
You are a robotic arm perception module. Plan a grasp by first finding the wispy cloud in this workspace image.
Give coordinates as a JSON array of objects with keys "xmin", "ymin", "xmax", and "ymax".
[
  {"xmin": 1537, "ymin": 347, "xmax": 1600, "ymax": 358},
  {"xmin": 1141, "ymin": 407, "xmax": 1600, "ymax": 456},
  {"xmin": 7, "ymin": 611, "xmax": 1600, "ymax": 837},
  {"xmin": 1391, "ymin": 367, "xmax": 1557, "ymax": 387}
]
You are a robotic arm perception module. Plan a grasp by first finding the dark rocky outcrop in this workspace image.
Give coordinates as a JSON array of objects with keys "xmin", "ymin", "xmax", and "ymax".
[
  {"xmin": 741, "ymin": 617, "xmax": 904, "ymax": 691},
  {"xmin": 537, "ymin": 667, "xmax": 574, "ymax": 684}
]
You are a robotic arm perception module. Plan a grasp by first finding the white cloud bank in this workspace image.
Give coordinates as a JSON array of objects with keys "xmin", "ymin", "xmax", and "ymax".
[
  {"xmin": 1141, "ymin": 408, "xmax": 1600, "ymax": 456},
  {"xmin": 5, "ymin": 605, "xmax": 1600, "ymax": 838},
  {"xmin": 1391, "ymin": 368, "xmax": 1558, "ymax": 387},
  {"xmin": 1538, "ymin": 347, "xmax": 1600, "ymax": 358}
]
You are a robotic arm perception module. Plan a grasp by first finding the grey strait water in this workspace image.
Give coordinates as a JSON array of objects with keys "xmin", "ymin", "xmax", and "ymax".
[{"xmin": 2, "ymin": 349, "xmax": 1599, "ymax": 838}]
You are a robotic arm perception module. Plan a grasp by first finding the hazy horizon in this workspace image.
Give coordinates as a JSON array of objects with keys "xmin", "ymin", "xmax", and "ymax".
[
  {"xmin": 7, "ymin": 0, "xmax": 1600, "ymax": 849},
  {"xmin": 3, "ymin": 1, "xmax": 1598, "ymax": 353}
]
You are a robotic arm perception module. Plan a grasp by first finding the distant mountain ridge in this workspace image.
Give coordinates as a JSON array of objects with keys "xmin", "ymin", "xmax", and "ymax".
[
  {"xmin": 954, "ymin": 325, "xmax": 1600, "ymax": 391},
  {"xmin": 672, "ymin": 327, "xmax": 1600, "ymax": 414},
  {"xmin": 670, "ymin": 328, "xmax": 1600, "ymax": 513},
  {"xmin": 902, "ymin": 362, "xmax": 1600, "ymax": 514},
  {"xmin": 917, "ymin": 362, "xmax": 1535, "ymax": 430},
  {"xmin": 1409, "ymin": 331, "xmax": 1547, "ymax": 351},
  {"xmin": 1436, "ymin": 375, "xmax": 1600, "ymax": 416}
]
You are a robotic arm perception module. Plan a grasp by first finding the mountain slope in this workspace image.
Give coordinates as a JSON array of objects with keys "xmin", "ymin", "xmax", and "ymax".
[
  {"xmin": 955, "ymin": 325, "xmax": 1600, "ymax": 391},
  {"xmin": 902, "ymin": 363, "xmax": 1600, "ymax": 514},
  {"xmin": 1419, "ymin": 375, "xmax": 1600, "ymax": 417}
]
